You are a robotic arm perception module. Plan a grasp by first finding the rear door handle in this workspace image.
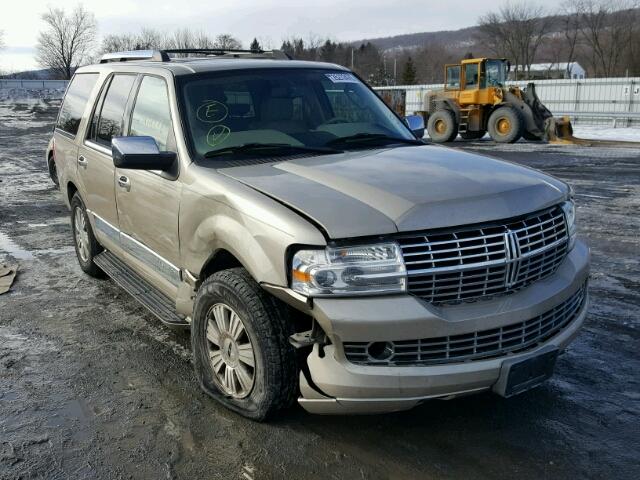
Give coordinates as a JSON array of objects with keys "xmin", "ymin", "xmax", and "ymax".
[
  {"xmin": 78, "ymin": 155, "xmax": 88, "ymax": 168},
  {"xmin": 117, "ymin": 175, "xmax": 131, "ymax": 191}
]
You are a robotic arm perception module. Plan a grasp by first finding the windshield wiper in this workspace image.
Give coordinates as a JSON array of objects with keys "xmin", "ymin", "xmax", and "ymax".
[
  {"xmin": 326, "ymin": 133, "xmax": 424, "ymax": 148},
  {"xmin": 204, "ymin": 143, "xmax": 341, "ymax": 158}
]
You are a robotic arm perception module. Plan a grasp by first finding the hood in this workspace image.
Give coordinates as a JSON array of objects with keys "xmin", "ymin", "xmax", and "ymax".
[{"xmin": 217, "ymin": 145, "xmax": 568, "ymax": 239}]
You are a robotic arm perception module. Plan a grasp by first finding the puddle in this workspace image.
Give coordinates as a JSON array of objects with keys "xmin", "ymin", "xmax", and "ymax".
[{"xmin": 0, "ymin": 231, "xmax": 34, "ymax": 260}]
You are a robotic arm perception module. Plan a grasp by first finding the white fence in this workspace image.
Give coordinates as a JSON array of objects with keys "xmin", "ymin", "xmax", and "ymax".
[
  {"xmin": 0, "ymin": 79, "xmax": 69, "ymax": 90},
  {"xmin": 375, "ymin": 77, "xmax": 640, "ymax": 127},
  {"xmin": 2, "ymin": 78, "xmax": 639, "ymax": 126}
]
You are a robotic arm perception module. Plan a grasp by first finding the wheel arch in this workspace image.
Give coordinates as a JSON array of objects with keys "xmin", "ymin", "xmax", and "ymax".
[
  {"xmin": 199, "ymin": 248, "xmax": 244, "ymax": 281},
  {"xmin": 66, "ymin": 181, "xmax": 79, "ymax": 208}
]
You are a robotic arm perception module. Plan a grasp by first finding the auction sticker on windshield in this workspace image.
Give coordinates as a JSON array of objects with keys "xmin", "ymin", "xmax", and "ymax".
[{"xmin": 325, "ymin": 73, "xmax": 358, "ymax": 83}]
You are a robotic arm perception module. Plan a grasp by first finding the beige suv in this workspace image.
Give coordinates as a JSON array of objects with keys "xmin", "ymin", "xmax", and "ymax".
[{"xmin": 47, "ymin": 49, "xmax": 590, "ymax": 420}]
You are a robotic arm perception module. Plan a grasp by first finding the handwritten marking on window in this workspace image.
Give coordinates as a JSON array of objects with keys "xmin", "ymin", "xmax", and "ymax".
[
  {"xmin": 207, "ymin": 125, "xmax": 231, "ymax": 147},
  {"xmin": 197, "ymin": 100, "xmax": 228, "ymax": 123}
]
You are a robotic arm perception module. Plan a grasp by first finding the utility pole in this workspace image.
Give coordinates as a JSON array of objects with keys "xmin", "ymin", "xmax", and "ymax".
[
  {"xmin": 351, "ymin": 48, "xmax": 354, "ymax": 69},
  {"xmin": 394, "ymin": 57, "xmax": 397, "ymax": 85}
]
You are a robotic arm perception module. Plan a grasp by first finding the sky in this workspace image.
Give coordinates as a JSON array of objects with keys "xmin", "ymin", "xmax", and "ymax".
[{"xmin": 1, "ymin": 0, "xmax": 561, "ymax": 72}]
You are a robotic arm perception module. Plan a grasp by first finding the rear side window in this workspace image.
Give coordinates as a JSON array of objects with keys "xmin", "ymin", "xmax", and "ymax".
[
  {"xmin": 93, "ymin": 74, "xmax": 136, "ymax": 147},
  {"xmin": 56, "ymin": 73, "xmax": 99, "ymax": 136},
  {"xmin": 129, "ymin": 76, "xmax": 173, "ymax": 150}
]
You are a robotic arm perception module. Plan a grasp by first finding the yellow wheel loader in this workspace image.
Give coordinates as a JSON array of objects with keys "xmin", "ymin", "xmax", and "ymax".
[{"xmin": 420, "ymin": 57, "xmax": 640, "ymax": 146}]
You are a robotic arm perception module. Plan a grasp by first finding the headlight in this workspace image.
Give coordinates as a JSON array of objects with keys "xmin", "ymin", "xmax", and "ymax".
[
  {"xmin": 561, "ymin": 200, "xmax": 577, "ymax": 251},
  {"xmin": 291, "ymin": 242, "xmax": 406, "ymax": 296}
]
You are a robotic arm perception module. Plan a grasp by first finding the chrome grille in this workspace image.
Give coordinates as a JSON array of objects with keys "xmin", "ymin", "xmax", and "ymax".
[
  {"xmin": 398, "ymin": 205, "xmax": 568, "ymax": 304},
  {"xmin": 344, "ymin": 282, "xmax": 587, "ymax": 367}
]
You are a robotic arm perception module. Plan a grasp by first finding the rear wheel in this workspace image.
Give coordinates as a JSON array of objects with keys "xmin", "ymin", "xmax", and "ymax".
[
  {"xmin": 70, "ymin": 193, "xmax": 103, "ymax": 277},
  {"xmin": 460, "ymin": 130, "xmax": 486, "ymax": 140},
  {"xmin": 427, "ymin": 110, "xmax": 458, "ymax": 143},
  {"xmin": 191, "ymin": 268, "xmax": 298, "ymax": 421},
  {"xmin": 488, "ymin": 107, "xmax": 524, "ymax": 143},
  {"xmin": 48, "ymin": 155, "xmax": 59, "ymax": 188}
]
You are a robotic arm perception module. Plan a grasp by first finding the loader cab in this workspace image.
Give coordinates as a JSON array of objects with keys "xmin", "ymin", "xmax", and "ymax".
[{"xmin": 444, "ymin": 58, "xmax": 509, "ymax": 106}]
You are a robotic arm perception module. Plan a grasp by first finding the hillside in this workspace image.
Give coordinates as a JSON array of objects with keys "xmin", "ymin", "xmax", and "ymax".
[{"xmin": 354, "ymin": 25, "xmax": 482, "ymax": 52}]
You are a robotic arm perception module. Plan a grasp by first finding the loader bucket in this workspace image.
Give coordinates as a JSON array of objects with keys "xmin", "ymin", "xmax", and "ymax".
[
  {"xmin": 546, "ymin": 116, "xmax": 579, "ymax": 144},
  {"xmin": 546, "ymin": 116, "xmax": 640, "ymax": 147}
]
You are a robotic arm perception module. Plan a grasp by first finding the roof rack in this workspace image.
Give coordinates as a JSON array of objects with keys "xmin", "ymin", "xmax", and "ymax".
[
  {"xmin": 99, "ymin": 48, "xmax": 291, "ymax": 64},
  {"xmin": 99, "ymin": 50, "xmax": 170, "ymax": 63}
]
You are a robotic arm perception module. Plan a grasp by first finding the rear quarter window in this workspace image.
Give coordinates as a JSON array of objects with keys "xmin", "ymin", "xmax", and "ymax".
[
  {"xmin": 56, "ymin": 73, "xmax": 99, "ymax": 137},
  {"xmin": 90, "ymin": 74, "xmax": 136, "ymax": 147}
]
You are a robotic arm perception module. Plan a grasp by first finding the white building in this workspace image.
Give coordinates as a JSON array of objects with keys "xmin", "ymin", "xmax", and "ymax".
[{"xmin": 511, "ymin": 62, "xmax": 586, "ymax": 80}]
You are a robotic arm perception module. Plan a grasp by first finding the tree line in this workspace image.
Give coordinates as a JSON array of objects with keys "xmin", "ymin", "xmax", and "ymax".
[{"xmin": 6, "ymin": 1, "xmax": 640, "ymax": 84}]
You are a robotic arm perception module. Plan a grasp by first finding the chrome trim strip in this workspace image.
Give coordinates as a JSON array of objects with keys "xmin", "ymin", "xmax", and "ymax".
[
  {"xmin": 83, "ymin": 140, "xmax": 112, "ymax": 157},
  {"xmin": 86, "ymin": 210, "xmax": 181, "ymax": 287},
  {"xmin": 88, "ymin": 210, "xmax": 119, "ymax": 244},
  {"xmin": 119, "ymin": 232, "xmax": 181, "ymax": 287}
]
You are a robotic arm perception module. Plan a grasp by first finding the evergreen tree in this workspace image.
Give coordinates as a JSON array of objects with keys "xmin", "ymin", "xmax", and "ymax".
[
  {"xmin": 402, "ymin": 56, "xmax": 417, "ymax": 85},
  {"xmin": 250, "ymin": 38, "xmax": 261, "ymax": 52}
]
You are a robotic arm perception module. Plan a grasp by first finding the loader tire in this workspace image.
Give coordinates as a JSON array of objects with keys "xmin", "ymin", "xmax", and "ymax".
[
  {"xmin": 460, "ymin": 130, "xmax": 486, "ymax": 140},
  {"xmin": 488, "ymin": 107, "xmax": 524, "ymax": 143},
  {"xmin": 427, "ymin": 110, "xmax": 458, "ymax": 143}
]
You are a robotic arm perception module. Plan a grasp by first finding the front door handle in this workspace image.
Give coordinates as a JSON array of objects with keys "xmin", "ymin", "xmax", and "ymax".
[
  {"xmin": 78, "ymin": 155, "xmax": 88, "ymax": 168},
  {"xmin": 117, "ymin": 175, "xmax": 131, "ymax": 191}
]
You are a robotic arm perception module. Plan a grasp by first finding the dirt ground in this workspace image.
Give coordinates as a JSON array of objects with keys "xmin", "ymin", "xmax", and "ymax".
[{"xmin": 1, "ymin": 99, "xmax": 638, "ymax": 480}]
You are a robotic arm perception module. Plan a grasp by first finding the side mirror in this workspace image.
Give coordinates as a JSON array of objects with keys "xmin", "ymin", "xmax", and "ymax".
[
  {"xmin": 405, "ymin": 114, "xmax": 425, "ymax": 139},
  {"xmin": 112, "ymin": 136, "xmax": 176, "ymax": 171}
]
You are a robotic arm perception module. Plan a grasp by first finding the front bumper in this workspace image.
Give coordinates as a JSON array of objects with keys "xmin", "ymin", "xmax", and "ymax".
[{"xmin": 298, "ymin": 239, "xmax": 590, "ymax": 414}]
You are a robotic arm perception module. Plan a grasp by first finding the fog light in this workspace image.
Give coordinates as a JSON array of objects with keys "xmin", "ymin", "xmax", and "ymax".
[{"xmin": 367, "ymin": 341, "xmax": 395, "ymax": 361}]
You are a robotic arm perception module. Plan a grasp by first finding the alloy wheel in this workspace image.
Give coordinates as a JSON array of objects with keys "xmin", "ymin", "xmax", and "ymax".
[
  {"xmin": 74, "ymin": 207, "xmax": 90, "ymax": 262},
  {"xmin": 206, "ymin": 303, "xmax": 256, "ymax": 398}
]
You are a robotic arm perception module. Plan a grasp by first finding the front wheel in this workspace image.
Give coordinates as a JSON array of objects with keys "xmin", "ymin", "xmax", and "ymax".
[
  {"xmin": 191, "ymin": 268, "xmax": 298, "ymax": 421},
  {"xmin": 487, "ymin": 107, "xmax": 524, "ymax": 143}
]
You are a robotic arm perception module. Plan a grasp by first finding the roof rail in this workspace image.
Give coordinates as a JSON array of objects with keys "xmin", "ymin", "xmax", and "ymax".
[
  {"xmin": 162, "ymin": 48, "xmax": 291, "ymax": 60},
  {"xmin": 99, "ymin": 48, "xmax": 291, "ymax": 64},
  {"xmin": 99, "ymin": 50, "xmax": 169, "ymax": 63}
]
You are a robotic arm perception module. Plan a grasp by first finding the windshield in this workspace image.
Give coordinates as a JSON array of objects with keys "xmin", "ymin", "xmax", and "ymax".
[
  {"xmin": 485, "ymin": 60, "xmax": 507, "ymax": 87},
  {"xmin": 177, "ymin": 68, "xmax": 416, "ymax": 161}
]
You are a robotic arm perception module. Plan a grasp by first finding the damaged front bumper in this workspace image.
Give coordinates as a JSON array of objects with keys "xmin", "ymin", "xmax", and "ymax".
[{"xmin": 296, "ymin": 240, "xmax": 590, "ymax": 414}]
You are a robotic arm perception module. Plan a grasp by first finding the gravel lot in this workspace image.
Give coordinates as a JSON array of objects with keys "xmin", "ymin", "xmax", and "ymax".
[{"xmin": 1, "ymin": 99, "xmax": 638, "ymax": 480}]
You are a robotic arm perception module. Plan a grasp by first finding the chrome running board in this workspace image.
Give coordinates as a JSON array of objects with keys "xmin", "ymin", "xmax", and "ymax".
[{"xmin": 94, "ymin": 250, "xmax": 189, "ymax": 329}]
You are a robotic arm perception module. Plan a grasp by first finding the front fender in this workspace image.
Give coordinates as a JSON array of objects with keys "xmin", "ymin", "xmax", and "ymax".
[{"xmin": 178, "ymin": 169, "xmax": 327, "ymax": 289}]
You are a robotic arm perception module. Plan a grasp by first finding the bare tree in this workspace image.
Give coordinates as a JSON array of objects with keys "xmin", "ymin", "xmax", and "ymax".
[
  {"xmin": 100, "ymin": 33, "xmax": 139, "ymax": 53},
  {"xmin": 169, "ymin": 28, "xmax": 195, "ymax": 52},
  {"xmin": 413, "ymin": 42, "xmax": 458, "ymax": 84},
  {"xmin": 577, "ymin": 0, "xmax": 639, "ymax": 76},
  {"xmin": 36, "ymin": 5, "xmax": 97, "ymax": 79},
  {"xmin": 137, "ymin": 28, "xmax": 168, "ymax": 50},
  {"xmin": 213, "ymin": 34, "xmax": 242, "ymax": 50},
  {"xmin": 559, "ymin": 0, "xmax": 582, "ymax": 77},
  {"xmin": 478, "ymin": 1, "xmax": 550, "ymax": 79}
]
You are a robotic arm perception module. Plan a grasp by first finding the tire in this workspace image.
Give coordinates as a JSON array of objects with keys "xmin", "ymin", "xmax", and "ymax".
[
  {"xmin": 70, "ymin": 193, "xmax": 104, "ymax": 277},
  {"xmin": 427, "ymin": 109, "xmax": 458, "ymax": 143},
  {"xmin": 191, "ymin": 268, "xmax": 298, "ymax": 421},
  {"xmin": 460, "ymin": 130, "xmax": 486, "ymax": 140},
  {"xmin": 48, "ymin": 155, "xmax": 59, "ymax": 188},
  {"xmin": 487, "ymin": 106, "xmax": 524, "ymax": 143}
]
